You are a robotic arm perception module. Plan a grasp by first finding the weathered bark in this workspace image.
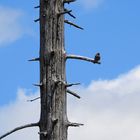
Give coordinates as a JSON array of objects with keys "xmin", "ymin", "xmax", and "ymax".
[{"xmin": 39, "ymin": 0, "xmax": 67, "ymax": 140}]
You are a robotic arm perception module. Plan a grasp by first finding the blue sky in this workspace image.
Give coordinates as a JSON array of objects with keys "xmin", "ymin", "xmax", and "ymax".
[
  {"xmin": 0, "ymin": 0, "xmax": 140, "ymax": 104},
  {"xmin": 0, "ymin": 0, "xmax": 140, "ymax": 139}
]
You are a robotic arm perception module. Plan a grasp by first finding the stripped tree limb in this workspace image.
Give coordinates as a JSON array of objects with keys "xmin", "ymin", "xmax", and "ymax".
[
  {"xmin": 67, "ymin": 12, "xmax": 76, "ymax": 19},
  {"xmin": 64, "ymin": 20, "xmax": 84, "ymax": 30},
  {"xmin": 29, "ymin": 85, "xmax": 80, "ymax": 102},
  {"xmin": 34, "ymin": 18, "xmax": 40, "ymax": 22},
  {"xmin": 66, "ymin": 89, "xmax": 81, "ymax": 99},
  {"xmin": 67, "ymin": 122, "xmax": 84, "ymax": 127},
  {"xmin": 66, "ymin": 83, "xmax": 80, "ymax": 87},
  {"xmin": 0, "ymin": 123, "xmax": 39, "ymax": 139},
  {"xmin": 63, "ymin": 0, "xmax": 76, "ymax": 4},
  {"xmin": 64, "ymin": 9, "xmax": 76, "ymax": 19},
  {"xmin": 34, "ymin": 6, "xmax": 40, "ymax": 9},
  {"xmin": 28, "ymin": 57, "xmax": 40, "ymax": 62},
  {"xmin": 27, "ymin": 97, "xmax": 40, "ymax": 102},
  {"xmin": 58, "ymin": 10, "xmax": 72, "ymax": 16},
  {"xmin": 66, "ymin": 55, "xmax": 101, "ymax": 64},
  {"xmin": 33, "ymin": 82, "xmax": 43, "ymax": 87}
]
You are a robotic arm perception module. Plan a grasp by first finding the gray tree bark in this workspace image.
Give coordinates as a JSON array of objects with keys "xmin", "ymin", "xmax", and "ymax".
[{"xmin": 39, "ymin": 0, "xmax": 67, "ymax": 140}]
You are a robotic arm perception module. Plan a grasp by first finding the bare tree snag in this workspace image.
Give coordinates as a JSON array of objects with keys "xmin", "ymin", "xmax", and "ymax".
[
  {"xmin": 0, "ymin": 123, "xmax": 39, "ymax": 139},
  {"xmin": 0, "ymin": 0, "xmax": 101, "ymax": 139},
  {"xmin": 39, "ymin": 0, "xmax": 68, "ymax": 140}
]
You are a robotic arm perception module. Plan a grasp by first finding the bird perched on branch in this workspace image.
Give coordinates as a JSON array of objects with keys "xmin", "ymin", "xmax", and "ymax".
[{"xmin": 94, "ymin": 53, "xmax": 101, "ymax": 64}]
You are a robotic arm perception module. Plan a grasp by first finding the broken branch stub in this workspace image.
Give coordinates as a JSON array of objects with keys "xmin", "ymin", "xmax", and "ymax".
[
  {"xmin": 67, "ymin": 89, "xmax": 81, "ymax": 99},
  {"xmin": 64, "ymin": 20, "xmax": 84, "ymax": 30}
]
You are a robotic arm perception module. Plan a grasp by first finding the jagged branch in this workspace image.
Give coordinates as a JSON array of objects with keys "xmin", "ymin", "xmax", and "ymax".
[
  {"xmin": 64, "ymin": 20, "xmax": 84, "ymax": 30},
  {"xmin": 28, "ymin": 57, "xmax": 40, "ymax": 62},
  {"xmin": 67, "ymin": 89, "xmax": 81, "ymax": 99},
  {"xmin": 66, "ymin": 83, "xmax": 81, "ymax": 87},
  {"xmin": 67, "ymin": 122, "xmax": 84, "ymax": 127},
  {"xmin": 28, "ymin": 83, "xmax": 81, "ymax": 102},
  {"xmin": 0, "ymin": 123, "xmax": 39, "ymax": 139},
  {"xmin": 67, "ymin": 12, "xmax": 76, "ymax": 19},
  {"xmin": 66, "ymin": 55, "xmax": 101, "ymax": 64},
  {"xmin": 34, "ymin": 6, "xmax": 40, "ymax": 9},
  {"xmin": 27, "ymin": 97, "xmax": 40, "ymax": 102},
  {"xmin": 63, "ymin": 0, "xmax": 76, "ymax": 4},
  {"xmin": 64, "ymin": 9, "xmax": 76, "ymax": 19},
  {"xmin": 33, "ymin": 82, "xmax": 43, "ymax": 87},
  {"xmin": 34, "ymin": 18, "xmax": 40, "ymax": 22}
]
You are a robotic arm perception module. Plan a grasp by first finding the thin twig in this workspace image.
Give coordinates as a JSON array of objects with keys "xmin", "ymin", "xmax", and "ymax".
[
  {"xmin": 66, "ymin": 83, "xmax": 81, "ymax": 87},
  {"xmin": 34, "ymin": 6, "xmax": 40, "ymax": 9},
  {"xmin": 67, "ymin": 89, "xmax": 81, "ymax": 99},
  {"xmin": 67, "ymin": 122, "xmax": 84, "ymax": 127},
  {"xmin": 66, "ymin": 55, "xmax": 101, "ymax": 64},
  {"xmin": 27, "ymin": 97, "xmax": 40, "ymax": 102},
  {"xmin": 64, "ymin": 20, "xmax": 84, "ymax": 30},
  {"xmin": 67, "ymin": 12, "xmax": 76, "ymax": 19},
  {"xmin": 33, "ymin": 83, "xmax": 43, "ymax": 87},
  {"xmin": 0, "ymin": 123, "xmax": 39, "ymax": 139},
  {"xmin": 64, "ymin": 9, "xmax": 76, "ymax": 19},
  {"xmin": 28, "ymin": 57, "xmax": 40, "ymax": 62}
]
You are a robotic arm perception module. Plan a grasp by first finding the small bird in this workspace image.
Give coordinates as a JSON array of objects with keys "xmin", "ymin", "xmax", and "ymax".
[{"xmin": 94, "ymin": 53, "xmax": 101, "ymax": 64}]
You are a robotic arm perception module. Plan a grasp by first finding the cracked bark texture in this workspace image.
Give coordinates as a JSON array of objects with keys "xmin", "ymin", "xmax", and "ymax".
[{"xmin": 39, "ymin": 0, "xmax": 67, "ymax": 140}]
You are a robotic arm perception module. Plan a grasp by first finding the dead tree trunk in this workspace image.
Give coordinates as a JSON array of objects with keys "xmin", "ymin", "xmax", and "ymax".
[
  {"xmin": 0, "ymin": 0, "xmax": 101, "ymax": 140},
  {"xmin": 39, "ymin": 0, "xmax": 67, "ymax": 140}
]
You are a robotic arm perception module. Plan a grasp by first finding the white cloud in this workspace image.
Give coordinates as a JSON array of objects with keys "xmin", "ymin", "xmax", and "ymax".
[
  {"xmin": 0, "ymin": 89, "xmax": 40, "ymax": 140},
  {"xmin": 0, "ymin": 6, "xmax": 24, "ymax": 46},
  {"xmin": 1, "ymin": 66, "xmax": 140, "ymax": 140},
  {"xmin": 68, "ymin": 65, "xmax": 140, "ymax": 140},
  {"xmin": 80, "ymin": 0, "xmax": 104, "ymax": 10}
]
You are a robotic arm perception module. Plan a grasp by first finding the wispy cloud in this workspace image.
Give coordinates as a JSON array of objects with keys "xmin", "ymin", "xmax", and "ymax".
[
  {"xmin": 80, "ymin": 0, "xmax": 104, "ymax": 10},
  {"xmin": 1, "ymin": 66, "xmax": 140, "ymax": 139},
  {"xmin": 68, "ymin": 65, "xmax": 140, "ymax": 140},
  {"xmin": 0, "ymin": 6, "xmax": 24, "ymax": 46},
  {"xmin": 0, "ymin": 89, "xmax": 40, "ymax": 139}
]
